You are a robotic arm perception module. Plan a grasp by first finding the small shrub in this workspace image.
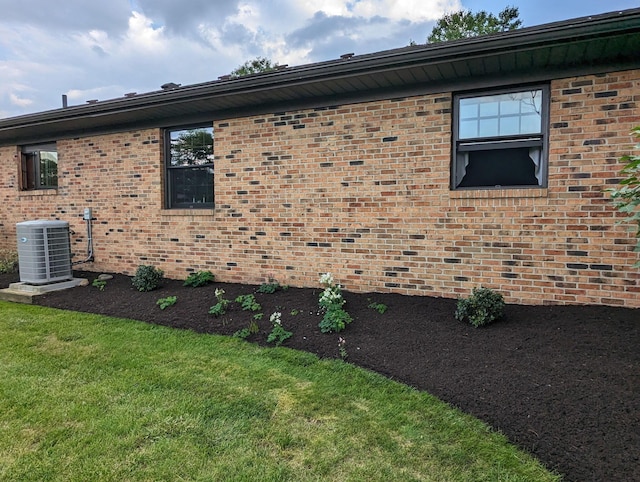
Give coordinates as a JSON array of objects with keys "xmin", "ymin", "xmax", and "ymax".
[
  {"xmin": 235, "ymin": 294, "xmax": 262, "ymax": 312},
  {"xmin": 157, "ymin": 296, "xmax": 177, "ymax": 310},
  {"xmin": 455, "ymin": 287, "xmax": 505, "ymax": 328},
  {"xmin": 92, "ymin": 278, "xmax": 107, "ymax": 291},
  {"xmin": 0, "ymin": 250, "xmax": 18, "ymax": 274},
  {"xmin": 183, "ymin": 270, "xmax": 215, "ymax": 287},
  {"xmin": 132, "ymin": 265, "xmax": 164, "ymax": 292}
]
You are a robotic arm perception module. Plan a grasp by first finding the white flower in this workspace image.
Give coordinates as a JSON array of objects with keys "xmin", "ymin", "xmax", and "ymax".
[
  {"xmin": 215, "ymin": 288, "xmax": 225, "ymax": 298},
  {"xmin": 319, "ymin": 272, "xmax": 334, "ymax": 286},
  {"xmin": 270, "ymin": 312, "xmax": 282, "ymax": 325},
  {"xmin": 320, "ymin": 286, "xmax": 345, "ymax": 306}
]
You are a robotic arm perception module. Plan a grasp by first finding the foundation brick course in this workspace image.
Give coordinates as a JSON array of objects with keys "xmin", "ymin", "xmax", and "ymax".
[{"xmin": 1, "ymin": 70, "xmax": 639, "ymax": 307}]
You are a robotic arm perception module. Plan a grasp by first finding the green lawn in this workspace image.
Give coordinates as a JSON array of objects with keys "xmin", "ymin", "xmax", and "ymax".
[{"xmin": 0, "ymin": 301, "xmax": 560, "ymax": 481}]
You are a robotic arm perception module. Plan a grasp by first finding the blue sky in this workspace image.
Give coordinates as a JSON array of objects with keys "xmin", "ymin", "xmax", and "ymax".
[{"xmin": 0, "ymin": 0, "xmax": 638, "ymax": 119}]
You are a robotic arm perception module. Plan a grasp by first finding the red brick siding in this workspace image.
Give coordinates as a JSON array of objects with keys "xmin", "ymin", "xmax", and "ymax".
[{"xmin": 0, "ymin": 70, "xmax": 638, "ymax": 307}]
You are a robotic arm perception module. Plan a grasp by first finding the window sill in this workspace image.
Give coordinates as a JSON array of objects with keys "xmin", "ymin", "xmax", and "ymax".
[
  {"xmin": 449, "ymin": 187, "xmax": 548, "ymax": 199},
  {"xmin": 18, "ymin": 189, "xmax": 58, "ymax": 197},
  {"xmin": 160, "ymin": 208, "xmax": 215, "ymax": 217}
]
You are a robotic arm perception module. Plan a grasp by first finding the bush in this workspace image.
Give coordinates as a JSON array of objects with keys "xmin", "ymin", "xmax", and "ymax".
[
  {"xmin": 183, "ymin": 270, "xmax": 215, "ymax": 287},
  {"xmin": 455, "ymin": 287, "xmax": 505, "ymax": 328},
  {"xmin": 131, "ymin": 265, "xmax": 164, "ymax": 292},
  {"xmin": 0, "ymin": 250, "xmax": 18, "ymax": 274}
]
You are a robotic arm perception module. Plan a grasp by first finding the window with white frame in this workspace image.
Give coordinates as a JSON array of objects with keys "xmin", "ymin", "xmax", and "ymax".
[
  {"xmin": 452, "ymin": 86, "xmax": 548, "ymax": 189},
  {"xmin": 165, "ymin": 126, "xmax": 214, "ymax": 209},
  {"xmin": 20, "ymin": 143, "xmax": 58, "ymax": 190}
]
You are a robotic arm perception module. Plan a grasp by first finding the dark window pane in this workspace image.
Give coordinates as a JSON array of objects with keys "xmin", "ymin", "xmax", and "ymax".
[
  {"xmin": 458, "ymin": 147, "xmax": 539, "ymax": 187},
  {"xmin": 21, "ymin": 144, "xmax": 57, "ymax": 190},
  {"xmin": 169, "ymin": 166, "xmax": 213, "ymax": 207},
  {"xmin": 22, "ymin": 153, "xmax": 36, "ymax": 190}
]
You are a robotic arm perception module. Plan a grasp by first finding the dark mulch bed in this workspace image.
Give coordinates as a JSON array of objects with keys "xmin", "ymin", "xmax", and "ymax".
[{"xmin": 2, "ymin": 270, "xmax": 638, "ymax": 481}]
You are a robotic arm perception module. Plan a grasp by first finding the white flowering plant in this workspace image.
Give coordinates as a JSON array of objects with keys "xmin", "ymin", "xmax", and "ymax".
[
  {"xmin": 317, "ymin": 273, "xmax": 352, "ymax": 333},
  {"xmin": 266, "ymin": 312, "xmax": 293, "ymax": 346},
  {"xmin": 208, "ymin": 288, "xmax": 230, "ymax": 317}
]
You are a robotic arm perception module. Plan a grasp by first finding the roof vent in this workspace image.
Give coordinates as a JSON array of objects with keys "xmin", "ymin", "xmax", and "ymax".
[
  {"xmin": 218, "ymin": 75, "xmax": 231, "ymax": 81},
  {"xmin": 86, "ymin": 99, "xmax": 98, "ymax": 104},
  {"xmin": 161, "ymin": 82, "xmax": 181, "ymax": 90},
  {"xmin": 124, "ymin": 92, "xmax": 137, "ymax": 97},
  {"xmin": 340, "ymin": 53, "xmax": 354, "ymax": 60},
  {"xmin": 275, "ymin": 64, "xmax": 288, "ymax": 70}
]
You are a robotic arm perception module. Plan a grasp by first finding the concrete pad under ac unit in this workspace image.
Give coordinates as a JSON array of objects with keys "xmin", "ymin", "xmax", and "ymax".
[{"xmin": 0, "ymin": 278, "xmax": 88, "ymax": 304}]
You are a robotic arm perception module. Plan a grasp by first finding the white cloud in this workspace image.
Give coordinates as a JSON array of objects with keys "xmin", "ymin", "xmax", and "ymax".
[
  {"xmin": 353, "ymin": 0, "xmax": 462, "ymax": 21},
  {"xmin": 297, "ymin": 0, "xmax": 461, "ymax": 21},
  {"xmin": 125, "ymin": 11, "xmax": 167, "ymax": 53},
  {"xmin": 9, "ymin": 93, "xmax": 33, "ymax": 107}
]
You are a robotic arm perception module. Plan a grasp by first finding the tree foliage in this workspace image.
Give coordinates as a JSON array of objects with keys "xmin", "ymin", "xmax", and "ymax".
[
  {"xmin": 427, "ymin": 6, "xmax": 522, "ymax": 43},
  {"xmin": 609, "ymin": 126, "xmax": 640, "ymax": 267},
  {"xmin": 229, "ymin": 57, "xmax": 279, "ymax": 78}
]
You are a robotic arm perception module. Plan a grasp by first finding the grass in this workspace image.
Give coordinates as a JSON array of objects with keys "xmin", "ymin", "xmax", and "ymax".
[{"xmin": 0, "ymin": 301, "xmax": 560, "ymax": 481}]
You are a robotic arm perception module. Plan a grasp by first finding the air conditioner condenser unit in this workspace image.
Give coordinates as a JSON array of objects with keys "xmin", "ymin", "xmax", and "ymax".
[{"xmin": 16, "ymin": 220, "xmax": 73, "ymax": 285}]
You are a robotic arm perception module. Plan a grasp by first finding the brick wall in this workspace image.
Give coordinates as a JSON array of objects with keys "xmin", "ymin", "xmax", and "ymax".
[{"xmin": 1, "ymin": 70, "xmax": 638, "ymax": 307}]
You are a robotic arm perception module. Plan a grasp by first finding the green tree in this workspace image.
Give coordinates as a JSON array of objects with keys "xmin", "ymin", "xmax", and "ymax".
[
  {"xmin": 229, "ymin": 57, "xmax": 279, "ymax": 78},
  {"xmin": 610, "ymin": 126, "xmax": 640, "ymax": 266},
  {"xmin": 427, "ymin": 6, "xmax": 522, "ymax": 43}
]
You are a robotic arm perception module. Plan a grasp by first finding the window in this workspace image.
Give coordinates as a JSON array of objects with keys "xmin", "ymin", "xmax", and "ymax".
[
  {"xmin": 165, "ymin": 126, "xmax": 214, "ymax": 209},
  {"xmin": 452, "ymin": 86, "xmax": 548, "ymax": 189},
  {"xmin": 20, "ymin": 143, "xmax": 58, "ymax": 190}
]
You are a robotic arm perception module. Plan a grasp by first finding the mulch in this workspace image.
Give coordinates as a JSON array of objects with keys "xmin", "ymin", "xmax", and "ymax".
[{"xmin": 1, "ymin": 270, "xmax": 638, "ymax": 481}]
